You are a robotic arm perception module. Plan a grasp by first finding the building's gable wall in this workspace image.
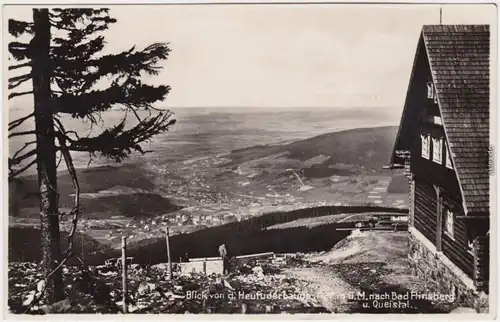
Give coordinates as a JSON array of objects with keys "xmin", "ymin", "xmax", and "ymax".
[
  {"xmin": 405, "ymin": 40, "xmax": 475, "ymax": 280},
  {"xmin": 391, "ymin": 35, "xmax": 428, "ymax": 165},
  {"xmin": 408, "ymin": 43, "xmax": 462, "ymax": 196}
]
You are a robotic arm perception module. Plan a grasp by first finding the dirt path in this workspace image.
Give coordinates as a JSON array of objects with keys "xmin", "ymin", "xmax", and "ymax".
[
  {"xmin": 283, "ymin": 231, "xmax": 458, "ymax": 313},
  {"xmin": 283, "ymin": 266, "xmax": 358, "ymax": 313}
]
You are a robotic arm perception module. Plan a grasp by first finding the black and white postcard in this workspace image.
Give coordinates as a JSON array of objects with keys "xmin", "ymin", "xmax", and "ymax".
[{"xmin": 2, "ymin": 2, "xmax": 497, "ymax": 318}]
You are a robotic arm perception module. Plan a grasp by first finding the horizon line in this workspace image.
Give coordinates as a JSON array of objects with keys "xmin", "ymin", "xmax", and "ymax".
[{"xmin": 159, "ymin": 105, "xmax": 399, "ymax": 109}]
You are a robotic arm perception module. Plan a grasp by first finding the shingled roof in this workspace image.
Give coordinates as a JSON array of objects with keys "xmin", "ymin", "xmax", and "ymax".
[{"xmin": 392, "ymin": 25, "xmax": 490, "ymax": 214}]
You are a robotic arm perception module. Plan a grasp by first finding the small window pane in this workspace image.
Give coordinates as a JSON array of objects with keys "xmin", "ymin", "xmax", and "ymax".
[
  {"xmin": 445, "ymin": 209, "xmax": 454, "ymax": 238},
  {"xmin": 427, "ymin": 82, "xmax": 435, "ymax": 99},
  {"xmin": 432, "ymin": 137, "xmax": 442, "ymax": 164},
  {"xmin": 468, "ymin": 239, "xmax": 474, "ymax": 253},
  {"xmin": 421, "ymin": 134, "xmax": 430, "ymax": 159}
]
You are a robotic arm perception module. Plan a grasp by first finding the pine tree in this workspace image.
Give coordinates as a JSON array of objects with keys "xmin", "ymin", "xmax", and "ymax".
[{"xmin": 8, "ymin": 8, "xmax": 175, "ymax": 305}]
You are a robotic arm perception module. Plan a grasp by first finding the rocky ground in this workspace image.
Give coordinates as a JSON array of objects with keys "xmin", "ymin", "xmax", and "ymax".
[
  {"xmin": 8, "ymin": 257, "xmax": 330, "ymax": 314},
  {"xmin": 8, "ymin": 231, "xmax": 463, "ymax": 315}
]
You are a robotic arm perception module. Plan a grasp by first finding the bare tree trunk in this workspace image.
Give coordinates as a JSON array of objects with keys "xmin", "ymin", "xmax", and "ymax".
[{"xmin": 32, "ymin": 8, "xmax": 64, "ymax": 304}]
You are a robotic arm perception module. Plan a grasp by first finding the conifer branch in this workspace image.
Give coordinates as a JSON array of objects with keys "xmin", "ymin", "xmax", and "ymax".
[
  {"xmin": 9, "ymin": 149, "xmax": 37, "ymax": 167},
  {"xmin": 9, "ymin": 62, "xmax": 31, "ymax": 71},
  {"xmin": 9, "ymin": 159, "xmax": 37, "ymax": 179},
  {"xmin": 12, "ymin": 141, "xmax": 36, "ymax": 161},
  {"xmin": 8, "ymin": 73, "xmax": 32, "ymax": 90},
  {"xmin": 9, "ymin": 113, "xmax": 35, "ymax": 131},
  {"xmin": 8, "ymin": 130, "xmax": 36, "ymax": 138},
  {"xmin": 9, "ymin": 91, "xmax": 34, "ymax": 100},
  {"xmin": 66, "ymin": 112, "xmax": 175, "ymax": 162},
  {"xmin": 9, "ymin": 42, "xmax": 31, "ymax": 60},
  {"xmin": 9, "ymin": 19, "xmax": 34, "ymax": 37}
]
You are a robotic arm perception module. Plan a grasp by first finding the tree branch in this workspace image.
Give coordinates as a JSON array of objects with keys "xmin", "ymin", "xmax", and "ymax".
[
  {"xmin": 8, "ymin": 73, "xmax": 32, "ymax": 90},
  {"xmin": 8, "ymin": 62, "xmax": 31, "ymax": 71},
  {"xmin": 56, "ymin": 151, "xmax": 63, "ymax": 169},
  {"xmin": 9, "ymin": 113, "xmax": 35, "ymax": 131},
  {"xmin": 57, "ymin": 134, "xmax": 80, "ymax": 259},
  {"xmin": 9, "ymin": 91, "xmax": 34, "ymax": 100},
  {"xmin": 124, "ymin": 103, "xmax": 142, "ymax": 123},
  {"xmin": 9, "ymin": 149, "xmax": 37, "ymax": 167},
  {"xmin": 12, "ymin": 140, "xmax": 36, "ymax": 161},
  {"xmin": 8, "ymin": 130, "xmax": 36, "ymax": 139},
  {"xmin": 9, "ymin": 19, "xmax": 33, "ymax": 37},
  {"xmin": 54, "ymin": 117, "xmax": 80, "ymax": 140},
  {"xmin": 9, "ymin": 158, "xmax": 37, "ymax": 179},
  {"xmin": 66, "ymin": 111, "xmax": 175, "ymax": 162}
]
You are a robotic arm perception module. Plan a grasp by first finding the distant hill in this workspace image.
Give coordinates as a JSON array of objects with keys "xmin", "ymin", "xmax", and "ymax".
[
  {"xmin": 9, "ymin": 126, "xmax": 401, "ymax": 218},
  {"xmin": 9, "ymin": 163, "xmax": 178, "ymax": 219},
  {"xmin": 227, "ymin": 126, "xmax": 398, "ymax": 171}
]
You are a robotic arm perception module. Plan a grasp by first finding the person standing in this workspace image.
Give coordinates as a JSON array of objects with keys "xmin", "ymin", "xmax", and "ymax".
[{"xmin": 218, "ymin": 243, "xmax": 229, "ymax": 275}]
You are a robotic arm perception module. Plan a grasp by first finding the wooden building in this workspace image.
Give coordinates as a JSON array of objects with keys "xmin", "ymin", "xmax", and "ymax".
[{"xmin": 389, "ymin": 25, "xmax": 490, "ymax": 297}]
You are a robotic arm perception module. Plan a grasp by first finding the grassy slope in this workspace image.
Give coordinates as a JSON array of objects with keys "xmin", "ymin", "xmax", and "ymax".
[{"xmin": 227, "ymin": 126, "xmax": 398, "ymax": 171}]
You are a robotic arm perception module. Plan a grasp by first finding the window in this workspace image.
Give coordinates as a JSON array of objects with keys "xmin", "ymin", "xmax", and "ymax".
[
  {"xmin": 432, "ymin": 137, "xmax": 443, "ymax": 164},
  {"xmin": 467, "ymin": 238, "xmax": 474, "ymax": 254},
  {"xmin": 421, "ymin": 134, "xmax": 430, "ymax": 159},
  {"xmin": 427, "ymin": 82, "xmax": 438, "ymax": 103},
  {"xmin": 445, "ymin": 209, "xmax": 454, "ymax": 239},
  {"xmin": 427, "ymin": 82, "xmax": 435, "ymax": 99},
  {"xmin": 433, "ymin": 116, "xmax": 442, "ymax": 125},
  {"xmin": 445, "ymin": 142, "xmax": 453, "ymax": 169}
]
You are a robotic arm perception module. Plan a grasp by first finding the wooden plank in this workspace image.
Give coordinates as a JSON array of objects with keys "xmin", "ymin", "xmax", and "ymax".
[
  {"xmin": 414, "ymin": 198, "xmax": 437, "ymax": 226},
  {"xmin": 413, "ymin": 209, "xmax": 436, "ymax": 237},
  {"xmin": 415, "ymin": 217, "xmax": 437, "ymax": 244},
  {"xmin": 442, "ymin": 236, "xmax": 475, "ymax": 278},
  {"xmin": 436, "ymin": 185, "xmax": 443, "ymax": 252},
  {"xmin": 236, "ymin": 252, "xmax": 274, "ymax": 260},
  {"xmin": 189, "ymin": 257, "xmax": 222, "ymax": 262}
]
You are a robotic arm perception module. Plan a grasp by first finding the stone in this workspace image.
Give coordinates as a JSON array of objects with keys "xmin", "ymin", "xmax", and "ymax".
[
  {"xmin": 36, "ymin": 280, "xmax": 45, "ymax": 293},
  {"xmin": 137, "ymin": 282, "xmax": 154, "ymax": 296},
  {"xmin": 409, "ymin": 231, "xmax": 489, "ymax": 311},
  {"xmin": 252, "ymin": 266, "xmax": 264, "ymax": 277},
  {"xmin": 43, "ymin": 298, "xmax": 72, "ymax": 313},
  {"xmin": 23, "ymin": 291, "xmax": 36, "ymax": 306},
  {"xmin": 450, "ymin": 307, "xmax": 477, "ymax": 314}
]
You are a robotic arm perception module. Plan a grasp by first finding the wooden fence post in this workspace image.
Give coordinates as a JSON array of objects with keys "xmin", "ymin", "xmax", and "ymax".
[
  {"xmin": 121, "ymin": 236, "xmax": 128, "ymax": 313},
  {"xmin": 166, "ymin": 227, "xmax": 173, "ymax": 280}
]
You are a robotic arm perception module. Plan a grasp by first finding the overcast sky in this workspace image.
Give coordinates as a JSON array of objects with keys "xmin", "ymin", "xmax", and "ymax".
[{"xmin": 5, "ymin": 4, "xmax": 496, "ymax": 116}]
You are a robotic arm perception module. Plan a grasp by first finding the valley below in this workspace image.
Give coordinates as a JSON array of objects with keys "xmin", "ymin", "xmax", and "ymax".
[{"xmin": 9, "ymin": 126, "xmax": 409, "ymax": 261}]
